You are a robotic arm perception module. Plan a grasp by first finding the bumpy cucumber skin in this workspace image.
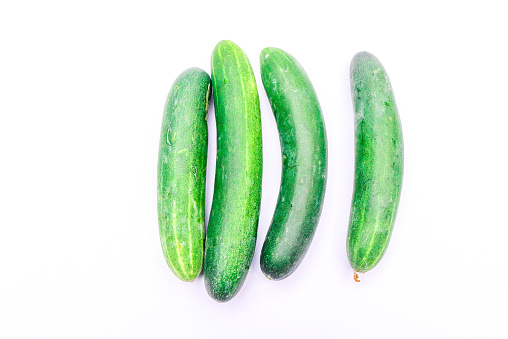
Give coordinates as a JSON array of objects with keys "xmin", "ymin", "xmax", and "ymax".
[
  {"xmin": 204, "ymin": 40, "xmax": 263, "ymax": 302},
  {"xmin": 259, "ymin": 48, "xmax": 327, "ymax": 280},
  {"xmin": 157, "ymin": 68, "xmax": 211, "ymax": 282},
  {"xmin": 347, "ymin": 52, "xmax": 403, "ymax": 274}
]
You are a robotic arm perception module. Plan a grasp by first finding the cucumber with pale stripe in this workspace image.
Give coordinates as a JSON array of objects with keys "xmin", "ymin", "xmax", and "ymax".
[
  {"xmin": 157, "ymin": 67, "xmax": 211, "ymax": 282},
  {"xmin": 259, "ymin": 47, "xmax": 327, "ymax": 280},
  {"xmin": 204, "ymin": 40, "xmax": 263, "ymax": 302},
  {"xmin": 347, "ymin": 51, "xmax": 403, "ymax": 280}
]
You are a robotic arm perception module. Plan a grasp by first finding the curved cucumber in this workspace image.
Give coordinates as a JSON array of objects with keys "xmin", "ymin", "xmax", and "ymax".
[
  {"xmin": 347, "ymin": 52, "xmax": 403, "ymax": 277},
  {"xmin": 157, "ymin": 67, "xmax": 211, "ymax": 282},
  {"xmin": 259, "ymin": 47, "xmax": 327, "ymax": 280},
  {"xmin": 204, "ymin": 40, "xmax": 263, "ymax": 302}
]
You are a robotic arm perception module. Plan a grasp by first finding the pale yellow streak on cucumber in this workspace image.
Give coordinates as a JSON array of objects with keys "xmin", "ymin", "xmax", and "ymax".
[
  {"xmin": 216, "ymin": 42, "xmax": 223, "ymax": 60},
  {"xmin": 186, "ymin": 164, "xmax": 195, "ymax": 278},
  {"xmin": 229, "ymin": 41, "xmax": 251, "ymax": 234},
  {"xmin": 358, "ymin": 162, "xmax": 393, "ymax": 271},
  {"xmin": 171, "ymin": 197, "xmax": 189, "ymax": 280},
  {"xmin": 360, "ymin": 220, "xmax": 379, "ymax": 271},
  {"xmin": 161, "ymin": 222, "xmax": 179, "ymax": 274}
]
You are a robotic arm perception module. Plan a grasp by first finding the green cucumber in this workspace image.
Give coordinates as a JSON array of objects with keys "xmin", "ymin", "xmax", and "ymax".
[
  {"xmin": 204, "ymin": 40, "xmax": 263, "ymax": 302},
  {"xmin": 347, "ymin": 51, "xmax": 403, "ymax": 280},
  {"xmin": 157, "ymin": 67, "xmax": 211, "ymax": 282},
  {"xmin": 259, "ymin": 47, "xmax": 327, "ymax": 280}
]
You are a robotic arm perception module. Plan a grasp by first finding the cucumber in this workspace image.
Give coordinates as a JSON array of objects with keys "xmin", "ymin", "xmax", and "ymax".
[
  {"xmin": 347, "ymin": 51, "xmax": 403, "ymax": 279},
  {"xmin": 157, "ymin": 67, "xmax": 211, "ymax": 282},
  {"xmin": 259, "ymin": 47, "xmax": 327, "ymax": 280},
  {"xmin": 204, "ymin": 40, "xmax": 263, "ymax": 302}
]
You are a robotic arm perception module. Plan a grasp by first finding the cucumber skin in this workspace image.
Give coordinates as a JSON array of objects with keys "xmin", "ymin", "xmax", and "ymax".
[
  {"xmin": 204, "ymin": 40, "xmax": 263, "ymax": 302},
  {"xmin": 347, "ymin": 52, "xmax": 403, "ymax": 274},
  {"xmin": 259, "ymin": 48, "xmax": 327, "ymax": 280},
  {"xmin": 157, "ymin": 68, "xmax": 211, "ymax": 282}
]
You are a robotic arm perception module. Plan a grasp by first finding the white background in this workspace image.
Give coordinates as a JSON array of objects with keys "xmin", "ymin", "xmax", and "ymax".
[{"xmin": 1, "ymin": 0, "xmax": 507, "ymax": 338}]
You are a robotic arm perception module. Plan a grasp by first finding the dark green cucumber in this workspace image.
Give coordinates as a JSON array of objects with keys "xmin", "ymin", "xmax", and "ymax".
[
  {"xmin": 259, "ymin": 48, "xmax": 327, "ymax": 280},
  {"xmin": 204, "ymin": 40, "xmax": 263, "ymax": 302},
  {"xmin": 157, "ymin": 68, "xmax": 211, "ymax": 282},
  {"xmin": 347, "ymin": 52, "xmax": 403, "ymax": 279}
]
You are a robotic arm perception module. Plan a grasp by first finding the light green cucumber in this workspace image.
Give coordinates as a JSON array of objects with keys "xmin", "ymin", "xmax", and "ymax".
[
  {"xmin": 204, "ymin": 40, "xmax": 263, "ymax": 302},
  {"xmin": 347, "ymin": 52, "xmax": 403, "ymax": 280},
  {"xmin": 259, "ymin": 47, "xmax": 327, "ymax": 280},
  {"xmin": 157, "ymin": 67, "xmax": 211, "ymax": 282}
]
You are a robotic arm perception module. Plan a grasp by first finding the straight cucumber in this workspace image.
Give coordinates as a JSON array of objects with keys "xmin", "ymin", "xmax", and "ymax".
[
  {"xmin": 204, "ymin": 40, "xmax": 263, "ymax": 302},
  {"xmin": 157, "ymin": 68, "xmax": 211, "ymax": 282},
  {"xmin": 347, "ymin": 52, "xmax": 403, "ymax": 280},
  {"xmin": 259, "ymin": 47, "xmax": 327, "ymax": 280}
]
